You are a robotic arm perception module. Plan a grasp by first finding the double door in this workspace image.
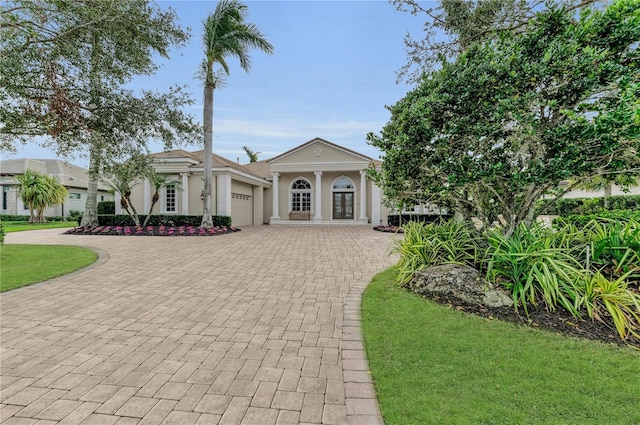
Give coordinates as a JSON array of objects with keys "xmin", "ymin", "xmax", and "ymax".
[{"xmin": 333, "ymin": 192, "xmax": 353, "ymax": 219}]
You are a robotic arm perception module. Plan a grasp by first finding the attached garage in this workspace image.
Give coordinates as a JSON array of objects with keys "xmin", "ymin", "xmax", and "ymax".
[{"xmin": 231, "ymin": 193, "xmax": 252, "ymax": 226}]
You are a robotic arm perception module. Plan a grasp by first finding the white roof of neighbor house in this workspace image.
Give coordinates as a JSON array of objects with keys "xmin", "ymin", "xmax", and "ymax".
[{"xmin": 0, "ymin": 158, "xmax": 110, "ymax": 191}]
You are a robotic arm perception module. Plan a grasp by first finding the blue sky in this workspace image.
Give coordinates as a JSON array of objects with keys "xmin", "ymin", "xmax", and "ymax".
[{"xmin": 7, "ymin": 0, "xmax": 427, "ymax": 167}]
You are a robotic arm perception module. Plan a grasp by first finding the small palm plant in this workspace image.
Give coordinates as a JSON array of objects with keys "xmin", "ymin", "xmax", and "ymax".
[{"xmin": 16, "ymin": 169, "xmax": 68, "ymax": 223}]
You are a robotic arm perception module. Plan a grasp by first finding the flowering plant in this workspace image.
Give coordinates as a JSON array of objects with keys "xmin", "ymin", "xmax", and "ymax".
[{"xmin": 64, "ymin": 225, "xmax": 239, "ymax": 237}]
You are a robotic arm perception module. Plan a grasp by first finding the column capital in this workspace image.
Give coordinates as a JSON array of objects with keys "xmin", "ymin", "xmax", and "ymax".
[
  {"xmin": 359, "ymin": 169, "xmax": 367, "ymax": 176},
  {"xmin": 314, "ymin": 171, "xmax": 323, "ymax": 176},
  {"xmin": 271, "ymin": 172, "xmax": 280, "ymax": 178}
]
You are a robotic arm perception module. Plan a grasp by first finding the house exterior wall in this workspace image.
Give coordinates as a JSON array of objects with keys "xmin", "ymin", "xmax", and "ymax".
[
  {"xmin": 561, "ymin": 184, "xmax": 640, "ymax": 199},
  {"xmin": 263, "ymin": 186, "xmax": 272, "ymax": 224},
  {"xmin": 1, "ymin": 183, "xmax": 112, "ymax": 217}
]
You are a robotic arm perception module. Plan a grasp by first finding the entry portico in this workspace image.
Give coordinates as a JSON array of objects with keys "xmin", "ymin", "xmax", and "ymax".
[{"xmin": 256, "ymin": 137, "xmax": 382, "ymax": 225}]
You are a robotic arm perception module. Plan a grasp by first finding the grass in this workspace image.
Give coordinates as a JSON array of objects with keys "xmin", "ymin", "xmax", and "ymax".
[
  {"xmin": 361, "ymin": 268, "xmax": 640, "ymax": 425},
  {"xmin": 2, "ymin": 221, "xmax": 78, "ymax": 233},
  {"xmin": 0, "ymin": 245, "xmax": 97, "ymax": 292}
]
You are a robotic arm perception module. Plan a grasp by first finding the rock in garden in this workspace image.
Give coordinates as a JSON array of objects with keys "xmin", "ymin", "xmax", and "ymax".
[{"xmin": 407, "ymin": 264, "xmax": 512, "ymax": 308}]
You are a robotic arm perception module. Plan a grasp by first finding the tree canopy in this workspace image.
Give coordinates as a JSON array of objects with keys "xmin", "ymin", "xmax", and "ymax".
[
  {"xmin": 369, "ymin": 0, "xmax": 640, "ymax": 236},
  {"xmin": 393, "ymin": 0, "xmax": 601, "ymax": 83},
  {"xmin": 1, "ymin": 0, "xmax": 202, "ymax": 226}
]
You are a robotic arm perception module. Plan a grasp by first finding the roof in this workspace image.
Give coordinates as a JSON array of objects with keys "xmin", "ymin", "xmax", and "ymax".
[
  {"xmin": 149, "ymin": 149, "xmax": 201, "ymax": 162},
  {"xmin": 152, "ymin": 149, "xmax": 269, "ymax": 181},
  {"xmin": 242, "ymin": 160, "xmax": 271, "ymax": 179},
  {"xmin": 0, "ymin": 158, "xmax": 110, "ymax": 191}
]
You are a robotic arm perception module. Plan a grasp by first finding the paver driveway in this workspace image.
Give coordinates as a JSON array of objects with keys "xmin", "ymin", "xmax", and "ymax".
[{"xmin": 1, "ymin": 226, "xmax": 398, "ymax": 425}]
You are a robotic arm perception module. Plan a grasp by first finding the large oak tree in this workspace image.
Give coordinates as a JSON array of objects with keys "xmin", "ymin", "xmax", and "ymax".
[
  {"xmin": 369, "ymin": 0, "xmax": 640, "ymax": 236},
  {"xmin": 1, "ymin": 0, "xmax": 201, "ymax": 226}
]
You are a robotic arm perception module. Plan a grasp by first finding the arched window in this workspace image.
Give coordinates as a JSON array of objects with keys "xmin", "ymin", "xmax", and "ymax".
[
  {"xmin": 291, "ymin": 178, "xmax": 311, "ymax": 211},
  {"xmin": 333, "ymin": 177, "xmax": 354, "ymax": 189}
]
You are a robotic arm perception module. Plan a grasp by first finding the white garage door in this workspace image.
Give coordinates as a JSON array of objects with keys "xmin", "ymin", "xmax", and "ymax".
[{"xmin": 231, "ymin": 193, "xmax": 252, "ymax": 226}]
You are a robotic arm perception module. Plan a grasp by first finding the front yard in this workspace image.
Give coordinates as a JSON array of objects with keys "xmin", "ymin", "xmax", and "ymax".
[{"xmin": 362, "ymin": 268, "xmax": 640, "ymax": 425}]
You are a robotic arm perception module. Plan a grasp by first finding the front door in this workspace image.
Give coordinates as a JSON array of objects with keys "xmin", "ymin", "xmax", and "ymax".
[{"xmin": 333, "ymin": 192, "xmax": 354, "ymax": 219}]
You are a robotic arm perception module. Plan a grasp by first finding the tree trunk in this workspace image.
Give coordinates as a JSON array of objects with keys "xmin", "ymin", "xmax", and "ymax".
[
  {"xmin": 81, "ymin": 34, "xmax": 101, "ymax": 228},
  {"xmin": 201, "ymin": 83, "xmax": 214, "ymax": 228},
  {"xmin": 81, "ymin": 145, "xmax": 100, "ymax": 227}
]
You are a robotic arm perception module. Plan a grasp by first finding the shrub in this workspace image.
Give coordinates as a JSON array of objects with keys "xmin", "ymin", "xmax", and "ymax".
[
  {"xmin": 68, "ymin": 210, "xmax": 83, "ymax": 225},
  {"xmin": 553, "ymin": 210, "xmax": 640, "ymax": 228},
  {"xmin": 96, "ymin": 214, "xmax": 232, "ymax": 227},
  {"xmin": 393, "ymin": 220, "xmax": 482, "ymax": 284},
  {"xmin": 539, "ymin": 195, "xmax": 640, "ymax": 216},
  {"xmin": 0, "ymin": 215, "xmax": 31, "ymax": 221},
  {"xmin": 486, "ymin": 223, "xmax": 583, "ymax": 316},
  {"xmin": 0, "ymin": 214, "xmax": 66, "ymax": 222},
  {"xmin": 574, "ymin": 270, "xmax": 640, "ymax": 340},
  {"xmin": 97, "ymin": 201, "xmax": 116, "ymax": 215},
  {"xmin": 0, "ymin": 222, "xmax": 5, "ymax": 245},
  {"xmin": 584, "ymin": 218, "xmax": 640, "ymax": 278}
]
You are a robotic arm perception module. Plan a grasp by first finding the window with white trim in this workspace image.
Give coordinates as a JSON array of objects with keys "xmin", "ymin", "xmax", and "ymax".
[
  {"xmin": 165, "ymin": 185, "xmax": 176, "ymax": 212},
  {"xmin": 291, "ymin": 179, "xmax": 311, "ymax": 212}
]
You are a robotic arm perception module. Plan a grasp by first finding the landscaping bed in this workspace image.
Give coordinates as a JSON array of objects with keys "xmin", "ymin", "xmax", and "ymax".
[
  {"xmin": 420, "ymin": 288, "xmax": 640, "ymax": 348},
  {"xmin": 64, "ymin": 225, "xmax": 239, "ymax": 236}
]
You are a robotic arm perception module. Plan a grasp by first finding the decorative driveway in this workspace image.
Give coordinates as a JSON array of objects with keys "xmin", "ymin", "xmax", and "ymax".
[{"xmin": 1, "ymin": 226, "xmax": 397, "ymax": 425}]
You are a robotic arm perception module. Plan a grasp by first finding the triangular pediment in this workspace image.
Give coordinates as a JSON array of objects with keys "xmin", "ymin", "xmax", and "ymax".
[{"xmin": 268, "ymin": 138, "xmax": 373, "ymax": 172}]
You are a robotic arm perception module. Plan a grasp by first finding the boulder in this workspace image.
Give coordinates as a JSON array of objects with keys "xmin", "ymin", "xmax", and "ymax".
[{"xmin": 407, "ymin": 264, "xmax": 513, "ymax": 308}]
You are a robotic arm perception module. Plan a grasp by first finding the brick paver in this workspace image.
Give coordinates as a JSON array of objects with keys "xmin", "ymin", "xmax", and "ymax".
[{"xmin": 1, "ymin": 226, "xmax": 397, "ymax": 424}]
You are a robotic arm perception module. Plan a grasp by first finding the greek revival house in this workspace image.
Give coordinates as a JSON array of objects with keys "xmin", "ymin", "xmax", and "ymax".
[{"xmin": 127, "ymin": 138, "xmax": 389, "ymax": 227}]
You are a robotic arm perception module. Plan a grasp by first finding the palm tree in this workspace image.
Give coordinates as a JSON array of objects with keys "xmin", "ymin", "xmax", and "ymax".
[
  {"xmin": 242, "ymin": 145, "xmax": 260, "ymax": 163},
  {"xmin": 143, "ymin": 171, "xmax": 181, "ymax": 226},
  {"xmin": 16, "ymin": 169, "xmax": 68, "ymax": 223},
  {"xmin": 200, "ymin": 0, "xmax": 273, "ymax": 228}
]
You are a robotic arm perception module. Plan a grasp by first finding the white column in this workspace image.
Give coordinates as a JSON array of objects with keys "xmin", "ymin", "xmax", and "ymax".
[
  {"xmin": 372, "ymin": 181, "xmax": 382, "ymax": 227},
  {"xmin": 217, "ymin": 174, "xmax": 232, "ymax": 216},
  {"xmin": 270, "ymin": 172, "xmax": 280, "ymax": 222},
  {"xmin": 359, "ymin": 170, "xmax": 368, "ymax": 222},
  {"xmin": 181, "ymin": 173, "xmax": 189, "ymax": 214},
  {"xmin": 314, "ymin": 171, "xmax": 323, "ymax": 222},
  {"xmin": 143, "ymin": 178, "xmax": 150, "ymax": 214}
]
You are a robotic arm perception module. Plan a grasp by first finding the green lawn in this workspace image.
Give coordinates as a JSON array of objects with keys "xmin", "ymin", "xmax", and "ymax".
[
  {"xmin": 362, "ymin": 268, "xmax": 640, "ymax": 425},
  {"xmin": 2, "ymin": 221, "xmax": 77, "ymax": 233},
  {"xmin": 0, "ymin": 245, "xmax": 97, "ymax": 292}
]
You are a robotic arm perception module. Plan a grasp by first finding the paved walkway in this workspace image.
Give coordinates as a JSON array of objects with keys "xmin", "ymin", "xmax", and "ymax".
[{"xmin": 1, "ymin": 226, "xmax": 398, "ymax": 425}]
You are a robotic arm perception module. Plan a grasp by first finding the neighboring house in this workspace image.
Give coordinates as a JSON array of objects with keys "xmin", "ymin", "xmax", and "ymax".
[
  {"xmin": 0, "ymin": 158, "xmax": 113, "ymax": 217},
  {"xmin": 129, "ymin": 138, "xmax": 390, "ymax": 227},
  {"xmin": 555, "ymin": 181, "xmax": 640, "ymax": 199}
]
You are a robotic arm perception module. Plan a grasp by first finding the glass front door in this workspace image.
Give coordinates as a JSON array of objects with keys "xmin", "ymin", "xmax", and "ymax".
[{"xmin": 333, "ymin": 192, "xmax": 353, "ymax": 219}]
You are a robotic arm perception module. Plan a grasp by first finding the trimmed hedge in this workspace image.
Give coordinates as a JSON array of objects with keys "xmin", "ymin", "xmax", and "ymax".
[
  {"xmin": 97, "ymin": 214, "xmax": 232, "ymax": 227},
  {"xmin": 387, "ymin": 214, "xmax": 453, "ymax": 227},
  {"xmin": 538, "ymin": 195, "xmax": 640, "ymax": 216},
  {"xmin": 0, "ymin": 214, "xmax": 67, "ymax": 222},
  {"xmin": 97, "ymin": 201, "xmax": 115, "ymax": 215}
]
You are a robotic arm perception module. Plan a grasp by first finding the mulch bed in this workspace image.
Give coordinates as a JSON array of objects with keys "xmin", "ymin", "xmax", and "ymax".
[
  {"xmin": 64, "ymin": 225, "xmax": 239, "ymax": 236},
  {"xmin": 418, "ymin": 290, "xmax": 640, "ymax": 348},
  {"xmin": 373, "ymin": 225, "xmax": 404, "ymax": 233}
]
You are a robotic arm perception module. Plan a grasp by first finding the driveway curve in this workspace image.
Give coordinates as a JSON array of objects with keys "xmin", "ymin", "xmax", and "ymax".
[{"xmin": 1, "ymin": 226, "xmax": 397, "ymax": 425}]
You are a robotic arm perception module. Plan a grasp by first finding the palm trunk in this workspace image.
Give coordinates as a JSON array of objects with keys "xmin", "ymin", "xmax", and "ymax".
[
  {"xmin": 142, "ymin": 192, "xmax": 159, "ymax": 226},
  {"xmin": 201, "ymin": 83, "xmax": 214, "ymax": 228}
]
